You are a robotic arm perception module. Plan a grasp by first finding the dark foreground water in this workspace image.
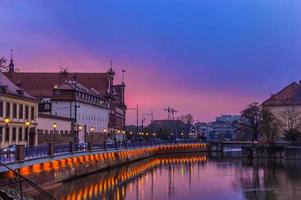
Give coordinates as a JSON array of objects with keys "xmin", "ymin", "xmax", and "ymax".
[{"xmin": 30, "ymin": 153, "xmax": 301, "ymax": 200}]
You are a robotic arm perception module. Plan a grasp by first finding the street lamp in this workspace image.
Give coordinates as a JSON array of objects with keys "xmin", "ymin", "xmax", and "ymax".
[
  {"xmin": 4, "ymin": 117, "xmax": 10, "ymax": 127},
  {"xmin": 90, "ymin": 127, "xmax": 95, "ymax": 145},
  {"xmin": 52, "ymin": 123, "xmax": 57, "ymax": 142},
  {"xmin": 25, "ymin": 121, "xmax": 30, "ymax": 146}
]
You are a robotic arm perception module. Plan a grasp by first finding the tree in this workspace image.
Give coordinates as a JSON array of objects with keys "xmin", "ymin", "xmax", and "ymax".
[
  {"xmin": 260, "ymin": 108, "xmax": 280, "ymax": 144},
  {"xmin": 178, "ymin": 114, "xmax": 193, "ymax": 125},
  {"xmin": 238, "ymin": 103, "xmax": 262, "ymax": 142},
  {"xmin": 281, "ymin": 106, "xmax": 301, "ymax": 144},
  {"xmin": 0, "ymin": 57, "xmax": 6, "ymax": 71}
]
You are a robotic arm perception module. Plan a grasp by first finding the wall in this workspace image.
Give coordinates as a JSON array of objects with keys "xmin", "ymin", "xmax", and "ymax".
[
  {"xmin": 3, "ymin": 144, "xmax": 208, "ymax": 189},
  {"xmin": 0, "ymin": 95, "xmax": 38, "ymax": 148},
  {"xmin": 36, "ymin": 116, "xmax": 72, "ymax": 144}
]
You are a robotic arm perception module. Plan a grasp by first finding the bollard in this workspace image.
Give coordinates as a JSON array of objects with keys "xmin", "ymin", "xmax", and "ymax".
[
  {"xmin": 15, "ymin": 145, "xmax": 25, "ymax": 161},
  {"xmin": 48, "ymin": 143, "xmax": 55, "ymax": 156},
  {"xmin": 103, "ymin": 141, "xmax": 107, "ymax": 151},
  {"xmin": 88, "ymin": 142, "xmax": 93, "ymax": 151},
  {"xmin": 69, "ymin": 142, "xmax": 75, "ymax": 153}
]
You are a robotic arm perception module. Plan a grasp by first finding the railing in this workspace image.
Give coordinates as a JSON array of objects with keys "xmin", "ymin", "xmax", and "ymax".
[
  {"xmin": 0, "ymin": 162, "xmax": 55, "ymax": 199},
  {"xmin": 0, "ymin": 140, "xmax": 200, "ymax": 164}
]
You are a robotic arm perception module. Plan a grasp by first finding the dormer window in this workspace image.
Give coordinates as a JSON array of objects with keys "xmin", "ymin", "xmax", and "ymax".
[{"xmin": 54, "ymin": 90, "xmax": 60, "ymax": 95}]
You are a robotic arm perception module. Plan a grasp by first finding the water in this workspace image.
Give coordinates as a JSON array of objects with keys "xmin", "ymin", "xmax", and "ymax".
[{"xmin": 28, "ymin": 153, "xmax": 301, "ymax": 200}]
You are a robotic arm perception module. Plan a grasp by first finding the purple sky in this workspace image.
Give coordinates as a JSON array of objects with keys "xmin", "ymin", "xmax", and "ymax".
[{"xmin": 0, "ymin": 0, "xmax": 301, "ymax": 124}]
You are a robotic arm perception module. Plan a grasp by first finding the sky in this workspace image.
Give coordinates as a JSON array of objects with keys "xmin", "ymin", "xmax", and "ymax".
[{"xmin": 0, "ymin": 0, "xmax": 301, "ymax": 125}]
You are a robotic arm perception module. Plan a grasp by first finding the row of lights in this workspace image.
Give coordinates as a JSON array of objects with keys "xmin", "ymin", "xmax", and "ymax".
[{"xmin": 3, "ymin": 117, "xmax": 31, "ymax": 127}]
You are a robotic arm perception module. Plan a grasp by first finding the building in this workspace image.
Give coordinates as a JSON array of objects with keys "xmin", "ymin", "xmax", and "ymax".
[
  {"xmin": 51, "ymin": 80, "xmax": 110, "ymax": 143},
  {"xmin": 5, "ymin": 67, "xmax": 126, "ymax": 143},
  {"xmin": 262, "ymin": 81, "xmax": 301, "ymax": 131},
  {"xmin": 5, "ymin": 68, "xmax": 126, "ymax": 129},
  {"xmin": 207, "ymin": 115, "xmax": 240, "ymax": 141},
  {"xmin": 0, "ymin": 72, "xmax": 39, "ymax": 148},
  {"xmin": 148, "ymin": 120, "xmax": 186, "ymax": 139},
  {"xmin": 189, "ymin": 122, "xmax": 208, "ymax": 140},
  {"xmin": 36, "ymin": 113, "xmax": 72, "ymax": 144}
]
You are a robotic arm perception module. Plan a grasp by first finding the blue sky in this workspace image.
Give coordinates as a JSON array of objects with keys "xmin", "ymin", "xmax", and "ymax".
[{"xmin": 0, "ymin": 0, "xmax": 301, "ymax": 123}]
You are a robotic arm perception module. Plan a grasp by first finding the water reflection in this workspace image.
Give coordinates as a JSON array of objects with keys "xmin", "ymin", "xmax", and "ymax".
[{"xmin": 26, "ymin": 155, "xmax": 301, "ymax": 199}]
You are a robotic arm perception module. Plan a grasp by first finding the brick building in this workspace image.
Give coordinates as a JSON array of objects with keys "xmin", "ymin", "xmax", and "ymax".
[{"xmin": 5, "ymin": 68, "xmax": 126, "ymax": 129}]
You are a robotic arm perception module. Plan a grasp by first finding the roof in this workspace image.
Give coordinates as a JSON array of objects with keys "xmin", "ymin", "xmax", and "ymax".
[
  {"xmin": 262, "ymin": 82, "xmax": 301, "ymax": 106},
  {"xmin": 4, "ymin": 72, "xmax": 109, "ymax": 99},
  {"xmin": 0, "ymin": 72, "xmax": 36, "ymax": 100},
  {"xmin": 38, "ymin": 113, "xmax": 71, "ymax": 121},
  {"xmin": 56, "ymin": 80, "xmax": 101, "ymax": 96}
]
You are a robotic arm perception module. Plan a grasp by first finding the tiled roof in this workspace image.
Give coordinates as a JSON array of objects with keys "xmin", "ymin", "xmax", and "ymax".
[
  {"xmin": 4, "ymin": 72, "xmax": 109, "ymax": 99},
  {"xmin": 262, "ymin": 82, "xmax": 301, "ymax": 106},
  {"xmin": 0, "ymin": 72, "xmax": 36, "ymax": 100}
]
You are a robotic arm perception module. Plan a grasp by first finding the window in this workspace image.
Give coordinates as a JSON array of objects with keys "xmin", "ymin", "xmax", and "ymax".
[
  {"xmin": 25, "ymin": 128, "xmax": 28, "ymax": 140},
  {"xmin": 25, "ymin": 105, "xmax": 29, "ymax": 120},
  {"xmin": 60, "ymin": 130, "xmax": 64, "ymax": 134},
  {"xmin": 19, "ymin": 104, "xmax": 23, "ymax": 119},
  {"xmin": 6, "ymin": 102, "xmax": 10, "ymax": 118},
  {"xmin": 45, "ymin": 130, "xmax": 49, "ymax": 134},
  {"xmin": 19, "ymin": 127, "xmax": 23, "ymax": 141},
  {"xmin": 54, "ymin": 90, "xmax": 60, "ymax": 95},
  {"xmin": 12, "ymin": 127, "xmax": 16, "ymax": 142},
  {"xmin": 65, "ymin": 130, "xmax": 69, "ymax": 135},
  {"xmin": 0, "ymin": 101, "xmax": 3, "ymax": 117},
  {"xmin": 0, "ymin": 127, "xmax": 2, "ymax": 142},
  {"xmin": 13, "ymin": 104, "xmax": 17, "ymax": 119},
  {"xmin": 5, "ymin": 127, "xmax": 9, "ymax": 141},
  {"xmin": 31, "ymin": 106, "xmax": 35, "ymax": 120}
]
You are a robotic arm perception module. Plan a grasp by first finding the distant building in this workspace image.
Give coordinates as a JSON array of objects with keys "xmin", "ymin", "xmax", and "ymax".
[
  {"xmin": 262, "ymin": 81, "xmax": 301, "ymax": 131},
  {"xmin": 207, "ymin": 115, "xmax": 240, "ymax": 141},
  {"xmin": 189, "ymin": 122, "xmax": 208, "ymax": 140},
  {"xmin": 148, "ymin": 120, "xmax": 186, "ymax": 139},
  {"xmin": 0, "ymin": 72, "xmax": 39, "ymax": 148}
]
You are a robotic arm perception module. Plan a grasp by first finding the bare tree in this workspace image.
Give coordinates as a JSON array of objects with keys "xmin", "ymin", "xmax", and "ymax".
[
  {"xmin": 260, "ymin": 108, "xmax": 280, "ymax": 144},
  {"xmin": 281, "ymin": 106, "xmax": 301, "ymax": 144},
  {"xmin": 0, "ymin": 57, "xmax": 7, "ymax": 72},
  {"xmin": 177, "ymin": 114, "xmax": 193, "ymax": 125},
  {"xmin": 238, "ymin": 103, "xmax": 262, "ymax": 142}
]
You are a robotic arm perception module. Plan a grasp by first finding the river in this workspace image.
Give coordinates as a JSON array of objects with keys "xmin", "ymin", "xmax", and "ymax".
[{"xmin": 27, "ymin": 152, "xmax": 301, "ymax": 200}]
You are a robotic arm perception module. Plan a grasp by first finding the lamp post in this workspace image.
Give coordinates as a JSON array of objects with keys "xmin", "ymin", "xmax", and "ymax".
[
  {"xmin": 90, "ymin": 127, "xmax": 95, "ymax": 145},
  {"xmin": 78, "ymin": 125, "xmax": 82, "ymax": 142},
  {"xmin": 25, "ymin": 121, "xmax": 30, "ymax": 146},
  {"xmin": 52, "ymin": 123, "xmax": 57, "ymax": 143}
]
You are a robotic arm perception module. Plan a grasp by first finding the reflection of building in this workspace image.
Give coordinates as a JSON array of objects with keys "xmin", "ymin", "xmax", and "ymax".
[
  {"xmin": 0, "ymin": 72, "xmax": 39, "ymax": 148},
  {"xmin": 262, "ymin": 82, "xmax": 301, "ymax": 131},
  {"xmin": 207, "ymin": 115, "xmax": 240, "ymax": 141},
  {"xmin": 36, "ymin": 113, "xmax": 72, "ymax": 144}
]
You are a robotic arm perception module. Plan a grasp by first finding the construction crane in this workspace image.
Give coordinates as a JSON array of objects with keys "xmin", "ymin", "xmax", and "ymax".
[{"xmin": 164, "ymin": 106, "xmax": 178, "ymax": 120}]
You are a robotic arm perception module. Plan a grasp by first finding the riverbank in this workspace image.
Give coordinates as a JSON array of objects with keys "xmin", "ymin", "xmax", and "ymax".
[{"xmin": 0, "ymin": 143, "xmax": 208, "ymax": 197}]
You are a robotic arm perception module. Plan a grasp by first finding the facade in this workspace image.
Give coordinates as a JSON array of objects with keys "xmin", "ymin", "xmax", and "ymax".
[
  {"xmin": 5, "ymin": 68, "xmax": 126, "ymax": 131},
  {"xmin": 51, "ymin": 80, "xmax": 110, "ymax": 143},
  {"xmin": 36, "ymin": 113, "xmax": 72, "ymax": 144},
  {"xmin": 189, "ymin": 122, "xmax": 208, "ymax": 140},
  {"xmin": 262, "ymin": 82, "xmax": 301, "ymax": 131},
  {"xmin": 0, "ymin": 73, "xmax": 39, "ymax": 148},
  {"xmin": 207, "ymin": 115, "xmax": 240, "ymax": 141}
]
